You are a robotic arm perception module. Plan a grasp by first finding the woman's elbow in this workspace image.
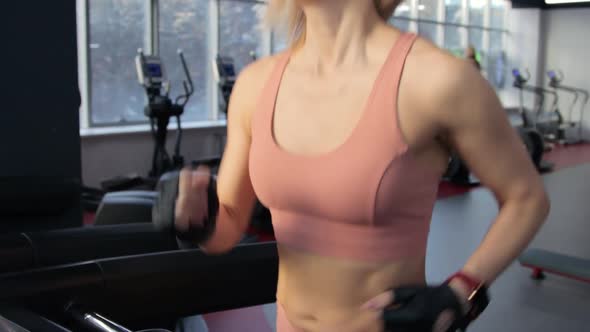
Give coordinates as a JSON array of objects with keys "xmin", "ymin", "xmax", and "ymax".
[{"xmin": 526, "ymin": 182, "xmax": 551, "ymax": 223}]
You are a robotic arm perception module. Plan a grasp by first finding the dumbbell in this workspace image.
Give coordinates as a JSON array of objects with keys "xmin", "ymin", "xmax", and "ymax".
[{"xmin": 152, "ymin": 170, "xmax": 219, "ymax": 248}]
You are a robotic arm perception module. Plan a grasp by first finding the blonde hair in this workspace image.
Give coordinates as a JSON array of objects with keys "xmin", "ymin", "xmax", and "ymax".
[{"xmin": 266, "ymin": 0, "xmax": 403, "ymax": 49}]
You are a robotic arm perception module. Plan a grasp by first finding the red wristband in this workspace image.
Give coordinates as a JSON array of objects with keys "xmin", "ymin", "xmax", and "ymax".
[{"xmin": 446, "ymin": 271, "xmax": 485, "ymax": 291}]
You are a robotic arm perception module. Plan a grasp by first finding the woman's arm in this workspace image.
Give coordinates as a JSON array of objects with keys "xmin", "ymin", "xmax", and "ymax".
[
  {"xmin": 199, "ymin": 58, "xmax": 276, "ymax": 254},
  {"xmin": 431, "ymin": 57, "xmax": 550, "ymax": 285}
]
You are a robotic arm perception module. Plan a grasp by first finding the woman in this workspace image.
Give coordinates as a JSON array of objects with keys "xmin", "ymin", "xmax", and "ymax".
[{"xmin": 174, "ymin": 0, "xmax": 550, "ymax": 331}]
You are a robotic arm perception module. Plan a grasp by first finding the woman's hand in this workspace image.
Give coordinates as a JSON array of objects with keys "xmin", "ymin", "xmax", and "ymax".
[
  {"xmin": 360, "ymin": 280, "xmax": 471, "ymax": 332},
  {"xmin": 175, "ymin": 165, "xmax": 212, "ymax": 233}
]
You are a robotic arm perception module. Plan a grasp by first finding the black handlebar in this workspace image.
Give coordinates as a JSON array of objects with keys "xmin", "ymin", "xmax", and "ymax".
[
  {"xmin": 0, "ymin": 242, "xmax": 279, "ymax": 325},
  {"xmin": 0, "ymin": 224, "xmax": 178, "ymax": 273},
  {"xmin": 175, "ymin": 50, "xmax": 194, "ymax": 107}
]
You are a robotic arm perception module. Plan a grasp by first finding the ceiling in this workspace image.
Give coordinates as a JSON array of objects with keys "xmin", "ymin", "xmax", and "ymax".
[{"xmin": 511, "ymin": 0, "xmax": 590, "ymax": 8}]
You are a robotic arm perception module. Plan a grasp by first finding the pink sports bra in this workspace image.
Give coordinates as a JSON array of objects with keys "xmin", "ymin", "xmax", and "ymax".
[{"xmin": 249, "ymin": 33, "xmax": 441, "ymax": 262}]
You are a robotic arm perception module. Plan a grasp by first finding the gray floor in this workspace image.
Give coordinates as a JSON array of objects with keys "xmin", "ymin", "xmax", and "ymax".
[{"xmin": 427, "ymin": 164, "xmax": 590, "ymax": 332}]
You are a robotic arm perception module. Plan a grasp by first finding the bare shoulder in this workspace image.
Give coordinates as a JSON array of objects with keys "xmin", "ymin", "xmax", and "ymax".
[
  {"xmin": 232, "ymin": 54, "xmax": 281, "ymax": 104},
  {"xmin": 403, "ymin": 37, "xmax": 502, "ymax": 131},
  {"xmin": 228, "ymin": 53, "xmax": 283, "ymax": 134}
]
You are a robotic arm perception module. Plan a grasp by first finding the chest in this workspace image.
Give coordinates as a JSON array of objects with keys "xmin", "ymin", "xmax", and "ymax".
[{"xmin": 272, "ymin": 69, "xmax": 380, "ymax": 156}]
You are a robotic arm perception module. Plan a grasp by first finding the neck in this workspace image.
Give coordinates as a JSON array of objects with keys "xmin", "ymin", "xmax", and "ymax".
[{"xmin": 296, "ymin": 0, "xmax": 383, "ymax": 73}]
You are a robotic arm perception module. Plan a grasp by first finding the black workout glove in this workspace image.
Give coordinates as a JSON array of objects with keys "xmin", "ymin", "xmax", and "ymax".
[
  {"xmin": 383, "ymin": 284, "xmax": 466, "ymax": 332},
  {"xmin": 152, "ymin": 169, "xmax": 219, "ymax": 249}
]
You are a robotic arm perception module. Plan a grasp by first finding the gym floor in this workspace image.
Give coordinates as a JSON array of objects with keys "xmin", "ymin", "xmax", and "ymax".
[{"xmin": 195, "ymin": 143, "xmax": 590, "ymax": 332}]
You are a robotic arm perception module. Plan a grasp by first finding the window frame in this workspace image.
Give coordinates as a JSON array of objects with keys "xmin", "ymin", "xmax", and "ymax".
[
  {"xmin": 78, "ymin": 0, "xmax": 268, "ymax": 132},
  {"xmin": 78, "ymin": 0, "xmax": 510, "ymax": 133}
]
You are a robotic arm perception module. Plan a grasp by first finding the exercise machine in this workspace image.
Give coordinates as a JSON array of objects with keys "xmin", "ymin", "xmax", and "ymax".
[
  {"xmin": 547, "ymin": 69, "xmax": 589, "ymax": 144},
  {"xmin": 0, "ymin": 239, "xmax": 279, "ymax": 331},
  {"xmin": 512, "ymin": 68, "xmax": 565, "ymax": 144},
  {"xmin": 519, "ymin": 248, "xmax": 590, "ymax": 284},
  {"xmin": 136, "ymin": 49, "xmax": 193, "ymax": 179},
  {"xmin": 213, "ymin": 55, "xmax": 237, "ymax": 115},
  {"xmin": 87, "ymin": 50, "xmax": 196, "ymax": 226}
]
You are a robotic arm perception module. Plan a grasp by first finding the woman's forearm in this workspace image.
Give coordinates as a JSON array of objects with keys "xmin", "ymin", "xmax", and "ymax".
[
  {"xmin": 460, "ymin": 188, "xmax": 550, "ymax": 284},
  {"xmin": 200, "ymin": 203, "xmax": 251, "ymax": 254}
]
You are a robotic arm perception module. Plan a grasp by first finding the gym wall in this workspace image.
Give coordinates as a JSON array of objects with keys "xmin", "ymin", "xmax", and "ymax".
[
  {"xmin": 499, "ymin": 7, "xmax": 545, "ymax": 109},
  {"xmin": 541, "ymin": 8, "xmax": 590, "ymax": 141},
  {"xmin": 81, "ymin": 127, "xmax": 226, "ymax": 188}
]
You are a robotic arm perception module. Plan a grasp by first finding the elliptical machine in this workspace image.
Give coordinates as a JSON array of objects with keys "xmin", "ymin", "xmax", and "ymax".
[
  {"xmin": 547, "ymin": 69, "xmax": 589, "ymax": 144},
  {"xmin": 512, "ymin": 69, "xmax": 564, "ymax": 144},
  {"xmin": 136, "ymin": 49, "xmax": 193, "ymax": 179},
  {"xmin": 212, "ymin": 55, "xmax": 237, "ymax": 115},
  {"xmin": 92, "ymin": 50, "xmax": 194, "ymax": 225}
]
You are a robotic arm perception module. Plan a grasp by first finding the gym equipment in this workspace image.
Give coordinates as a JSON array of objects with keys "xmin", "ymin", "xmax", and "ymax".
[
  {"xmin": 519, "ymin": 248, "xmax": 590, "ymax": 283},
  {"xmin": 136, "ymin": 49, "xmax": 193, "ymax": 179},
  {"xmin": 0, "ymin": 224, "xmax": 177, "ymax": 273},
  {"xmin": 93, "ymin": 191, "xmax": 156, "ymax": 225},
  {"xmin": 88, "ymin": 50, "xmax": 198, "ymax": 226},
  {"xmin": 512, "ymin": 68, "xmax": 565, "ymax": 144},
  {"xmin": 97, "ymin": 49, "xmax": 195, "ymax": 194},
  {"xmin": 0, "ymin": 241, "xmax": 279, "ymax": 331},
  {"xmin": 0, "ymin": 176, "xmax": 82, "ymax": 233},
  {"xmin": 66, "ymin": 303, "xmax": 172, "ymax": 332},
  {"xmin": 152, "ymin": 170, "xmax": 219, "ymax": 247},
  {"xmin": 213, "ymin": 55, "xmax": 236, "ymax": 115},
  {"xmin": 547, "ymin": 69, "xmax": 589, "ymax": 144},
  {"xmin": 93, "ymin": 158, "xmax": 223, "ymax": 226},
  {"xmin": 0, "ymin": 222, "xmax": 258, "ymax": 274}
]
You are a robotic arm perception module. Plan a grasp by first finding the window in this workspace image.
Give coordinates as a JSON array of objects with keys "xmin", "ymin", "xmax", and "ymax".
[
  {"xmin": 89, "ymin": 0, "xmax": 146, "ymax": 125},
  {"xmin": 488, "ymin": 0, "xmax": 507, "ymax": 88},
  {"xmin": 490, "ymin": 0, "xmax": 505, "ymax": 29},
  {"xmin": 219, "ymin": 1, "xmax": 266, "ymax": 71},
  {"xmin": 81, "ymin": 0, "xmax": 513, "ymax": 129},
  {"xmin": 159, "ymin": 0, "xmax": 210, "ymax": 122},
  {"xmin": 389, "ymin": 1, "xmax": 411, "ymax": 32},
  {"xmin": 444, "ymin": 0, "xmax": 463, "ymax": 55},
  {"xmin": 468, "ymin": 0, "xmax": 485, "ymax": 63},
  {"xmin": 418, "ymin": 0, "xmax": 439, "ymax": 43}
]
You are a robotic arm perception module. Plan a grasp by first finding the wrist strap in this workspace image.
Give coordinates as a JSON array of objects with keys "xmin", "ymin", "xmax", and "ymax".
[
  {"xmin": 446, "ymin": 271, "xmax": 485, "ymax": 291},
  {"xmin": 446, "ymin": 271, "xmax": 490, "ymax": 330}
]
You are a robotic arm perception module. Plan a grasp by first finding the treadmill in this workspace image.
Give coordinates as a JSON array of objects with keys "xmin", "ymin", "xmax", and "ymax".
[{"xmin": 0, "ymin": 227, "xmax": 278, "ymax": 331}]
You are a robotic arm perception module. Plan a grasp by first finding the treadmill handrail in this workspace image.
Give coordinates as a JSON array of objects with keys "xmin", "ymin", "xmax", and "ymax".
[
  {"xmin": 0, "ymin": 242, "xmax": 279, "ymax": 321},
  {"xmin": 0, "ymin": 224, "xmax": 178, "ymax": 273}
]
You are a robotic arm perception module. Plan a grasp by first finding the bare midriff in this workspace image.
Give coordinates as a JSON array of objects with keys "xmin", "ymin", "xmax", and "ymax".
[{"xmin": 276, "ymin": 244, "xmax": 427, "ymax": 332}]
